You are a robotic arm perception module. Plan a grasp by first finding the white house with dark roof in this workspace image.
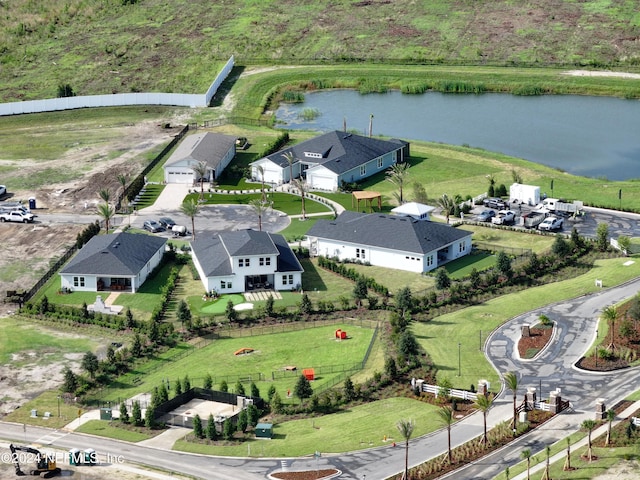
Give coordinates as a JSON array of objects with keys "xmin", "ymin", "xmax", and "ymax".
[
  {"xmin": 306, "ymin": 212, "xmax": 472, "ymax": 273},
  {"xmin": 190, "ymin": 230, "xmax": 304, "ymax": 294},
  {"xmin": 163, "ymin": 132, "xmax": 236, "ymax": 184},
  {"xmin": 59, "ymin": 232, "xmax": 167, "ymax": 293},
  {"xmin": 250, "ymin": 131, "xmax": 409, "ymax": 191}
]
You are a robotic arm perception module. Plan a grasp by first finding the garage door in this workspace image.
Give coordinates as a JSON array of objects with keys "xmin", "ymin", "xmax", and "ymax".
[
  {"xmin": 165, "ymin": 170, "xmax": 194, "ymax": 184},
  {"xmin": 308, "ymin": 174, "xmax": 336, "ymax": 191}
]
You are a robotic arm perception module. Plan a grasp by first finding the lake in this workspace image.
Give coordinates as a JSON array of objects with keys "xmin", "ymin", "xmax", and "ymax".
[{"xmin": 275, "ymin": 90, "xmax": 640, "ymax": 181}]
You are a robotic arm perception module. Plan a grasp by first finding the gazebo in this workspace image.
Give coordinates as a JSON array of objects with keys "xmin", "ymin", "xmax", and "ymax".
[{"xmin": 352, "ymin": 191, "xmax": 382, "ymax": 212}]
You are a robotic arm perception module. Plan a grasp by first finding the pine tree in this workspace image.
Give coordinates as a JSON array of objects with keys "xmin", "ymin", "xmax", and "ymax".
[
  {"xmin": 271, "ymin": 392, "xmax": 283, "ymax": 414},
  {"xmin": 219, "ymin": 380, "xmax": 228, "ymax": 392},
  {"xmin": 225, "ymin": 300, "xmax": 237, "ymax": 322},
  {"xmin": 174, "ymin": 378, "xmax": 183, "ymax": 396},
  {"xmin": 62, "ymin": 366, "xmax": 78, "ymax": 393},
  {"xmin": 145, "ymin": 403, "xmax": 155, "ymax": 429},
  {"xmin": 119, "ymin": 402, "xmax": 129, "ymax": 424},
  {"xmin": 294, "ymin": 375, "xmax": 313, "ymax": 403},
  {"xmin": 158, "ymin": 382, "xmax": 169, "ymax": 404},
  {"xmin": 246, "ymin": 404, "xmax": 259, "ymax": 427},
  {"xmin": 223, "ymin": 418, "xmax": 234, "ymax": 440},
  {"xmin": 299, "ymin": 293, "xmax": 313, "ymax": 315},
  {"xmin": 206, "ymin": 414, "xmax": 217, "ymax": 440},
  {"xmin": 183, "ymin": 374, "xmax": 191, "ymax": 392},
  {"xmin": 193, "ymin": 414, "xmax": 203, "ymax": 439},
  {"xmin": 267, "ymin": 385, "xmax": 277, "ymax": 402},
  {"xmin": 250, "ymin": 381, "xmax": 260, "ymax": 399},
  {"xmin": 132, "ymin": 401, "xmax": 142, "ymax": 427},
  {"xmin": 237, "ymin": 410, "xmax": 248, "ymax": 433},
  {"xmin": 343, "ymin": 377, "xmax": 355, "ymax": 402},
  {"xmin": 203, "ymin": 373, "xmax": 213, "ymax": 390},
  {"xmin": 235, "ymin": 380, "xmax": 245, "ymax": 396},
  {"xmin": 265, "ymin": 295, "xmax": 274, "ymax": 317},
  {"xmin": 132, "ymin": 333, "xmax": 143, "ymax": 358}
]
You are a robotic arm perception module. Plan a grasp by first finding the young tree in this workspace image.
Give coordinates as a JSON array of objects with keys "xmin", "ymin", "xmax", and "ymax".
[
  {"xmin": 435, "ymin": 268, "xmax": 451, "ymax": 290},
  {"xmin": 270, "ymin": 392, "xmax": 283, "ymax": 414},
  {"xmin": 98, "ymin": 188, "xmax": 111, "ymax": 204},
  {"xmin": 291, "ymin": 178, "xmax": 308, "ymax": 220},
  {"xmin": 237, "ymin": 410, "xmax": 248, "ymax": 433},
  {"xmin": 474, "ymin": 393, "xmax": 493, "ymax": 446},
  {"xmin": 563, "ymin": 437, "xmax": 572, "ymax": 471},
  {"xmin": 353, "ymin": 278, "xmax": 368, "ymax": 307},
  {"xmin": 131, "ymin": 333, "xmax": 143, "ymax": 358},
  {"xmin": 395, "ymin": 286, "xmax": 413, "ymax": 319},
  {"xmin": 193, "ymin": 414, "xmax": 203, "ymax": 438},
  {"xmin": 119, "ymin": 402, "xmax": 129, "ymax": 424},
  {"xmin": 605, "ymin": 408, "xmax": 616, "ymax": 445},
  {"xmin": 183, "ymin": 374, "xmax": 191, "ymax": 392},
  {"xmin": 386, "ymin": 162, "xmax": 410, "ymax": 204},
  {"xmin": 437, "ymin": 193, "xmax": 455, "ymax": 223},
  {"xmin": 116, "ymin": 173, "xmax": 129, "ymax": 212},
  {"xmin": 384, "ymin": 357, "xmax": 398, "ymax": 380},
  {"xmin": 267, "ymin": 385, "xmax": 277, "ymax": 402},
  {"xmin": 602, "ymin": 305, "xmax": 618, "ymax": 351},
  {"xmin": 132, "ymin": 400, "xmax": 142, "ymax": 427},
  {"xmin": 496, "ymin": 251, "xmax": 513, "ymax": 279},
  {"xmin": 541, "ymin": 445, "xmax": 551, "ymax": 480},
  {"xmin": 396, "ymin": 418, "xmax": 415, "ymax": 480},
  {"xmin": 412, "ymin": 182, "xmax": 428, "ymax": 204},
  {"xmin": 250, "ymin": 381, "xmax": 260, "ymax": 399},
  {"xmin": 225, "ymin": 299, "xmax": 237, "ymax": 323},
  {"xmin": 206, "ymin": 413, "xmax": 217, "ymax": 440},
  {"xmin": 191, "ymin": 161, "xmax": 209, "ymax": 201},
  {"xmin": 177, "ymin": 300, "xmax": 192, "ymax": 331},
  {"xmin": 174, "ymin": 378, "xmax": 183, "ymax": 396},
  {"xmin": 96, "ymin": 202, "xmax": 115, "ymax": 233},
  {"xmin": 223, "ymin": 418, "xmax": 234, "ymax": 440},
  {"xmin": 125, "ymin": 308, "xmax": 135, "ymax": 329},
  {"xmin": 145, "ymin": 403, "xmax": 155, "ymax": 428},
  {"xmin": 294, "ymin": 374, "xmax": 313, "ymax": 403},
  {"xmin": 504, "ymin": 371, "xmax": 519, "ymax": 430},
  {"xmin": 62, "ymin": 366, "xmax": 78, "ymax": 393},
  {"xmin": 235, "ymin": 380, "xmax": 245, "ymax": 396},
  {"xmin": 249, "ymin": 198, "xmax": 269, "ymax": 232},
  {"xmin": 158, "ymin": 382, "xmax": 169, "ymax": 404},
  {"xmin": 437, "ymin": 407, "xmax": 454, "ymax": 464},
  {"xmin": 219, "ymin": 380, "xmax": 228, "ymax": 393},
  {"xmin": 82, "ymin": 351, "xmax": 99, "ymax": 379},
  {"xmin": 281, "ymin": 152, "xmax": 296, "ymax": 189},
  {"xmin": 180, "ymin": 198, "xmax": 199, "ymax": 240},
  {"xmin": 552, "ymin": 234, "xmax": 571, "ymax": 258},
  {"xmin": 596, "ymin": 222, "xmax": 609, "ymax": 251},
  {"xmin": 343, "ymin": 377, "xmax": 355, "ymax": 402},
  {"xmin": 255, "ymin": 165, "xmax": 267, "ymax": 203},
  {"xmin": 299, "ymin": 293, "xmax": 313, "ymax": 315},
  {"xmin": 521, "ymin": 448, "xmax": 532, "ymax": 480},
  {"xmin": 203, "ymin": 373, "xmax": 213, "ymax": 390},
  {"xmin": 246, "ymin": 403, "xmax": 259, "ymax": 427},
  {"xmin": 582, "ymin": 419, "xmax": 597, "ymax": 461},
  {"xmin": 265, "ymin": 295, "xmax": 274, "ymax": 317}
]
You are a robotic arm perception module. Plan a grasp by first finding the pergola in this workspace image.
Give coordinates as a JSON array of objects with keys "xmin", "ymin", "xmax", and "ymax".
[{"xmin": 352, "ymin": 191, "xmax": 382, "ymax": 212}]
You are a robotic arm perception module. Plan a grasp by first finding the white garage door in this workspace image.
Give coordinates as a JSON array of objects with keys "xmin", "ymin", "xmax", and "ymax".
[
  {"xmin": 165, "ymin": 170, "xmax": 194, "ymax": 184},
  {"xmin": 308, "ymin": 174, "xmax": 336, "ymax": 191}
]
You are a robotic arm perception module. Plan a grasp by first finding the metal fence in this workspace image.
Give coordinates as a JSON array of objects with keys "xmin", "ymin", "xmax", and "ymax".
[{"xmin": 0, "ymin": 56, "xmax": 234, "ymax": 116}]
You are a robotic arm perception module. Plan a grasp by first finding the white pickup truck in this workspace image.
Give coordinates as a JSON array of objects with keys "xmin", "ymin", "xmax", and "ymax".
[
  {"xmin": 491, "ymin": 209, "xmax": 516, "ymax": 225},
  {"xmin": 0, "ymin": 210, "xmax": 35, "ymax": 223}
]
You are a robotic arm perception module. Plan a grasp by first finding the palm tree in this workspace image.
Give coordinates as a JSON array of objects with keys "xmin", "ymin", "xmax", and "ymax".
[
  {"xmin": 504, "ymin": 371, "xmax": 519, "ymax": 431},
  {"xmin": 282, "ymin": 152, "xmax": 296, "ymax": 189},
  {"xmin": 437, "ymin": 194, "xmax": 455, "ymax": 223},
  {"xmin": 249, "ymin": 198, "xmax": 269, "ymax": 232},
  {"xmin": 582, "ymin": 419, "xmax": 597, "ymax": 461},
  {"xmin": 99, "ymin": 188, "xmax": 111, "ymax": 204},
  {"xmin": 191, "ymin": 161, "xmax": 209, "ymax": 201},
  {"xmin": 386, "ymin": 162, "xmax": 410, "ymax": 205},
  {"xmin": 116, "ymin": 173, "xmax": 129, "ymax": 212},
  {"xmin": 602, "ymin": 305, "xmax": 617, "ymax": 351},
  {"xmin": 396, "ymin": 418, "xmax": 414, "ymax": 480},
  {"xmin": 474, "ymin": 393, "xmax": 493, "ymax": 446},
  {"xmin": 180, "ymin": 198, "xmax": 199, "ymax": 240},
  {"xmin": 563, "ymin": 437, "xmax": 572, "ymax": 471},
  {"xmin": 541, "ymin": 445, "xmax": 551, "ymax": 480},
  {"xmin": 605, "ymin": 408, "xmax": 615, "ymax": 445},
  {"xmin": 97, "ymin": 202, "xmax": 115, "ymax": 232},
  {"xmin": 437, "ymin": 406, "xmax": 454, "ymax": 464},
  {"xmin": 292, "ymin": 178, "xmax": 308, "ymax": 220},
  {"xmin": 255, "ymin": 165, "xmax": 267, "ymax": 203},
  {"xmin": 521, "ymin": 449, "xmax": 532, "ymax": 480}
]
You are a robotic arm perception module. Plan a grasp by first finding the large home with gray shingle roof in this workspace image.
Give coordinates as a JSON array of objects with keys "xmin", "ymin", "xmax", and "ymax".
[
  {"xmin": 164, "ymin": 132, "xmax": 236, "ymax": 184},
  {"xmin": 191, "ymin": 230, "xmax": 303, "ymax": 294},
  {"xmin": 250, "ymin": 131, "xmax": 409, "ymax": 191},
  {"xmin": 59, "ymin": 232, "xmax": 167, "ymax": 293},
  {"xmin": 307, "ymin": 212, "xmax": 472, "ymax": 273}
]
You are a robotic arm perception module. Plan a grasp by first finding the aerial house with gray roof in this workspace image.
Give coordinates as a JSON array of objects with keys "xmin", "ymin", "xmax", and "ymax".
[
  {"xmin": 306, "ymin": 212, "xmax": 473, "ymax": 273},
  {"xmin": 59, "ymin": 232, "xmax": 167, "ymax": 293},
  {"xmin": 250, "ymin": 131, "xmax": 409, "ymax": 191},
  {"xmin": 191, "ymin": 230, "xmax": 304, "ymax": 294}
]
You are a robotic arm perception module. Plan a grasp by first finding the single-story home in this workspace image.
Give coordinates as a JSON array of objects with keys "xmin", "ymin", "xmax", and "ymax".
[
  {"xmin": 163, "ymin": 132, "xmax": 236, "ymax": 184},
  {"xmin": 59, "ymin": 232, "xmax": 167, "ymax": 293},
  {"xmin": 306, "ymin": 211, "xmax": 472, "ymax": 273},
  {"xmin": 249, "ymin": 130, "xmax": 409, "ymax": 191},
  {"xmin": 191, "ymin": 229, "xmax": 304, "ymax": 294},
  {"xmin": 390, "ymin": 202, "xmax": 435, "ymax": 221}
]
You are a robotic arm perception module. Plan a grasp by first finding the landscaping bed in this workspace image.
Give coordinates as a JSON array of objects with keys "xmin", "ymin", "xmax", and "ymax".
[{"xmin": 518, "ymin": 324, "xmax": 554, "ymax": 359}]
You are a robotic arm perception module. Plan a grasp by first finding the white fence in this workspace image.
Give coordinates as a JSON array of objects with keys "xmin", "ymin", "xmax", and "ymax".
[
  {"xmin": 632, "ymin": 416, "xmax": 640, "ymax": 426},
  {"xmin": 0, "ymin": 55, "xmax": 234, "ymax": 116},
  {"xmin": 534, "ymin": 401, "xmax": 551, "ymax": 412},
  {"xmin": 420, "ymin": 383, "xmax": 478, "ymax": 402}
]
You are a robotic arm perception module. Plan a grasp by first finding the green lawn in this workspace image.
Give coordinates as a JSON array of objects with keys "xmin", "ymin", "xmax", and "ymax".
[
  {"xmin": 444, "ymin": 251, "xmax": 495, "ymax": 279},
  {"xmin": 175, "ymin": 397, "xmax": 440, "ymax": 457},
  {"xmin": 184, "ymin": 191, "xmax": 333, "ymax": 216},
  {"xmin": 414, "ymin": 256, "xmax": 640, "ymax": 390},
  {"xmin": 76, "ymin": 420, "xmax": 155, "ymax": 442},
  {"xmin": 199, "ymin": 294, "xmax": 245, "ymax": 314},
  {"xmin": 277, "ymin": 215, "xmax": 335, "ymax": 241},
  {"xmin": 3, "ymin": 390, "xmax": 91, "ymax": 429},
  {"xmin": 98, "ymin": 324, "xmax": 375, "ymax": 404}
]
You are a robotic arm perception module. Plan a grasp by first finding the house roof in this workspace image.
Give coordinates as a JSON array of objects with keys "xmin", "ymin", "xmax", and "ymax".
[
  {"xmin": 307, "ymin": 212, "xmax": 472, "ymax": 255},
  {"xmin": 257, "ymin": 131, "xmax": 407, "ymax": 175},
  {"xmin": 191, "ymin": 230, "xmax": 303, "ymax": 277},
  {"xmin": 60, "ymin": 233, "xmax": 167, "ymax": 276},
  {"xmin": 164, "ymin": 132, "xmax": 236, "ymax": 170}
]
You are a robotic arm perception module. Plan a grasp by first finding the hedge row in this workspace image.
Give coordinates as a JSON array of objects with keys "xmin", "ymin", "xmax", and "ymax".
[{"xmin": 317, "ymin": 256, "xmax": 389, "ymax": 296}]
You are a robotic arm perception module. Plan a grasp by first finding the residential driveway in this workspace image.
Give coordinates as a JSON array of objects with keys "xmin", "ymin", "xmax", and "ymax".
[{"xmin": 132, "ymin": 184, "xmax": 290, "ymax": 236}]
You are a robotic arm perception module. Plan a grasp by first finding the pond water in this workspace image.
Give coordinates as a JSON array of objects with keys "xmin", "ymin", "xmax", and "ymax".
[{"xmin": 275, "ymin": 90, "xmax": 640, "ymax": 181}]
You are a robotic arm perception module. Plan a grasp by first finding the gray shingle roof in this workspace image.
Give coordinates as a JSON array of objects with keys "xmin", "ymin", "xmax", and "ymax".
[
  {"xmin": 165, "ymin": 132, "xmax": 236, "ymax": 170},
  {"xmin": 60, "ymin": 233, "xmax": 167, "ymax": 276},
  {"xmin": 307, "ymin": 212, "xmax": 472, "ymax": 254},
  {"xmin": 262, "ymin": 131, "xmax": 407, "ymax": 175},
  {"xmin": 191, "ymin": 230, "xmax": 303, "ymax": 277}
]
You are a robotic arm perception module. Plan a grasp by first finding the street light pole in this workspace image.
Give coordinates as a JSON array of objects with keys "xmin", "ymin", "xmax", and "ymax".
[
  {"xmin": 57, "ymin": 395, "xmax": 61, "ymax": 418},
  {"xmin": 458, "ymin": 342, "xmax": 461, "ymax": 377},
  {"xmin": 595, "ymin": 329, "xmax": 599, "ymax": 369}
]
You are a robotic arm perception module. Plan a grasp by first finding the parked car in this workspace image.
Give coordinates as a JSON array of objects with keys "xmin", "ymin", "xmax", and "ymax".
[
  {"xmin": 491, "ymin": 209, "xmax": 516, "ymax": 225},
  {"xmin": 538, "ymin": 216, "xmax": 564, "ymax": 231},
  {"xmin": 0, "ymin": 185, "xmax": 6, "ymax": 197},
  {"xmin": 483, "ymin": 197, "xmax": 507, "ymax": 209},
  {"xmin": 159, "ymin": 217, "xmax": 176, "ymax": 228},
  {"xmin": 477, "ymin": 209, "xmax": 496, "ymax": 222},
  {"xmin": 143, "ymin": 220, "xmax": 164, "ymax": 233}
]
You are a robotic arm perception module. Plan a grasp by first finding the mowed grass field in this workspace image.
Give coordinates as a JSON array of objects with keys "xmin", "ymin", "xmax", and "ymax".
[
  {"xmin": 175, "ymin": 396, "xmax": 441, "ymax": 457},
  {"xmin": 98, "ymin": 324, "xmax": 375, "ymax": 404}
]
